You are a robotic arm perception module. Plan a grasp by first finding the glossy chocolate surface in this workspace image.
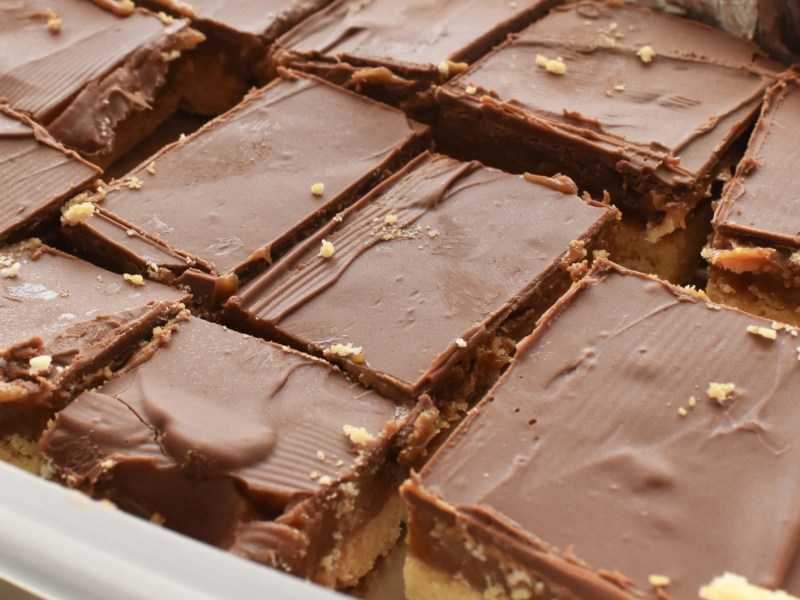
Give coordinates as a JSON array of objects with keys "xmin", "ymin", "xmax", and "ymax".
[
  {"xmin": 228, "ymin": 152, "xmax": 615, "ymax": 400},
  {"xmin": 0, "ymin": 106, "xmax": 99, "ymax": 240},
  {"xmin": 41, "ymin": 317, "xmax": 423, "ymax": 567},
  {"xmin": 413, "ymin": 262, "xmax": 800, "ymax": 598},
  {"xmin": 67, "ymin": 72, "xmax": 428, "ymax": 296},
  {"xmin": 714, "ymin": 71, "xmax": 800, "ymax": 247},
  {"xmin": 438, "ymin": 1, "xmax": 779, "ymax": 212}
]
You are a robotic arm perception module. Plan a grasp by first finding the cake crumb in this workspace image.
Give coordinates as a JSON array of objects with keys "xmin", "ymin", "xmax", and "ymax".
[
  {"xmin": 613, "ymin": 83, "xmax": 625, "ymax": 92},
  {"xmin": 309, "ymin": 471, "xmax": 320, "ymax": 480},
  {"xmin": 125, "ymin": 176, "xmax": 143, "ymax": 190},
  {"xmin": 688, "ymin": 396, "xmax": 697, "ymax": 407},
  {"xmin": 178, "ymin": 133, "xmax": 187, "ymax": 141},
  {"xmin": 325, "ymin": 342, "xmax": 364, "ymax": 363},
  {"xmin": 427, "ymin": 229, "xmax": 440, "ymax": 239},
  {"xmin": 438, "ymin": 60, "xmax": 469, "ymax": 78},
  {"xmin": 678, "ymin": 407, "xmax": 687, "ymax": 417},
  {"xmin": 384, "ymin": 214, "xmax": 398, "ymax": 225},
  {"xmin": 699, "ymin": 572, "xmax": 797, "ymax": 600},
  {"xmin": 456, "ymin": 338, "xmax": 467, "ymax": 348},
  {"xmin": 157, "ymin": 11, "xmax": 174, "ymax": 25},
  {"xmin": 590, "ymin": 250, "xmax": 610, "ymax": 263},
  {"xmin": 343, "ymin": 424, "xmax": 375, "ymax": 445},
  {"xmin": 45, "ymin": 10, "xmax": 62, "ymax": 33},
  {"xmin": 747, "ymin": 325, "xmax": 777, "ymax": 340},
  {"xmin": 649, "ymin": 574, "xmax": 670, "ymax": 588},
  {"xmin": 61, "ymin": 201, "xmax": 95, "ymax": 226},
  {"xmin": 318, "ymin": 239, "xmax": 335, "ymax": 258},
  {"xmin": 319, "ymin": 475, "xmax": 332, "ymax": 486},
  {"xmin": 118, "ymin": 0, "xmax": 136, "ymax": 11},
  {"xmin": 0, "ymin": 262, "xmax": 20, "ymax": 279},
  {"xmin": 152, "ymin": 326, "xmax": 163, "ymax": 337},
  {"xmin": 536, "ymin": 54, "xmax": 566, "ymax": 74},
  {"xmin": 146, "ymin": 161, "xmax": 156, "ymax": 175},
  {"xmin": 123, "ymin": 273, "xmax": 145, "ymax": 286},
  {"xmin": 29, "ymin": 355, "xmax": 52, "ymax": 375},
  {"xmin": 637, "ymin": 45, "xmax": 656, "ymax": 63},
  {"xmin": 311, "ymin": 182, "xmax": 325, "ymax": 196},
  {"xmin": 465, "ymin": 85, "xmax": 477, "ymax": 95},
  {"xmin": 316, "ymin": 450, "xmax": 326, "ymax": 461},
  {"xmin": 707, "ymin": 382, "xmax": 736, "ymax": 405},
  {"xmin": 162, "ymin": 49, "xmax": 181, "ymax": 62}
]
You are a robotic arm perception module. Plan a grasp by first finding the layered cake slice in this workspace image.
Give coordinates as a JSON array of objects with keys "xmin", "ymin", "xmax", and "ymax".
[
  {"xmin": 0, "ymin": 239, "xmax": 187, "ymax": 467},
  {"xmin": 226, "ymin": 152, "xmax": 617, "ymax": 411},
  {"xmin": 705, "ymin": 70, "xmax": 800, "ymax": 326},
  {"xmin": 434, "ymin": 1, "xmax": 781, "ymax": 283},
  {"xmin": 40, "ymin": 316, "xmax": 440, "ymax": 588},
  {"xmin": 139, "ymin": 0, "xmax": 334, "ymax": 112},
  {"xmin": 268, "ymin": 0, "xmax": 560, "ymax": 120},
  {"xmin": 0, "ymin": 0, "xmax": 204, "ymax": 166},
  {"xmin": 0, "ymin": 105, "xmax": 100, "ymax": 241},
  {"xmin": 402, "ymin": 261, "xmax": 800, "ymax": 599},
  {"xmin": 61, "ymin": 71, "xmax": 430, "ymax": 308}
]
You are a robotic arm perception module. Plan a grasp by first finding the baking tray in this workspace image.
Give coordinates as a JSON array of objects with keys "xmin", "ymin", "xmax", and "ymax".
[{"xmin": 0, "ymin": 461, "xmax": 343, "ymax": 600}]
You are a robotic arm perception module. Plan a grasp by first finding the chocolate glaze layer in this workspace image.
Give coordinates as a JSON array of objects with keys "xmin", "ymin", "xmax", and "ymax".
[
  {"xmin": 64, "ymin": 72, "xmax": 429, "ymax": 306},
  {"xmin": 436, "ymin": 1, "xmax": 780, "ymax": 219},
  {"xmin": 41, "ymin": 316, "xmax": 438, "ymax": 579},
  {"xmin": 0, "ymin": 105, "xmax": 99, "ymax": 241},
  {"xmin": 714, "ymin": 70, "xmax": 800, "ymax": 247},
  {"xmin": 0, "ymin": 241, "xmax": 186, "ymax": 436},
  {"xmin": 227, "ymin": 152, "xmax": 616, "ymax": 402},
  {"xmin": 0, "ymin": 0, "xmax": 202, "ymax": 158},
  {"xmin": 408, "ymin": 261, "xmax": 800, "ymax": 598}
]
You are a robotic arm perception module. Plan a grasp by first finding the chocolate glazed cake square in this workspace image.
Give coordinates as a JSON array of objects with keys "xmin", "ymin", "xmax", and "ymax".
[
  {"xmin": 41, "ymin": 316, "xmax": 440, "ymax": 588},
  {"xmin": 705, "ymin": 69, "xmax": 800, "ymax": 327},
  {"xmin": 0, "ymin": 0, "xmax": 204, "ymax": 167},
  {"xmin": 402, "ymin": 260, "xmax": 800, "ymax": 600},
  {"xmin": 226, "ymin": 152, "xmax": 617, "ymax": 414}
]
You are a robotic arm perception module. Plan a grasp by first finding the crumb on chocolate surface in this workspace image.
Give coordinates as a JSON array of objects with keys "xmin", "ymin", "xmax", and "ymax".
[
  {"xmin": 343, "ymin": 424, "xmax": 375, "ymax": 445},
  {"xmin": 747, "ymin": 325, "xmax": 777, "ymax": 340},
  {"xmin": 535, "ymin": 54, "xmax": 566, "ymax": 75},
  {"xmin": 0, "ymin": 262, "xmax": 21, "ymax": 278},
  {"xmin": 384, "ymin": 214, "xmax": 398, "ymax": 225},
  {"xmin": 146, "ymin": 161, "xmax": 156, "ymax": 175},
  {"xmin": 61, "ymin": 202, "xmax": 95, "ymax": 226},
  {"xmin": 699, "ymin": 572, "xmax": 797, "ymax": 600},
  {"xmin": 123, "ymin": 273, "xmax": 145, "ymax": 286},
  {"xmin": 637, "ymin": 45, "xmax": 656, "ymax": 64},
  {"xmin": 438, "ymin": 60, "xmax": 469, "ymax": 78},
  {"xmin": 707, "ymin": 382, "xmax": 736, "ymax": 405},
  {"xmin": 126, "ymin": 177, "xmax": 143, "ymax": 190},
  {"xmin": 318, "ymin": 239, "xmax": 335, "ymax": 258},
  {"xmin": 649, "ymin": 574, "xmax": 670, "ymax": 587},
  {"xmin": 311, "ymin": 182, "xmax": 325, "ymax": 196},
  {"xmin": 324, "ymin": 342, "xmax": 364, "ymax": 363},
  {"xmin": 29, "ymin": 355, "xmax": 52, "ymax": 375}
]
